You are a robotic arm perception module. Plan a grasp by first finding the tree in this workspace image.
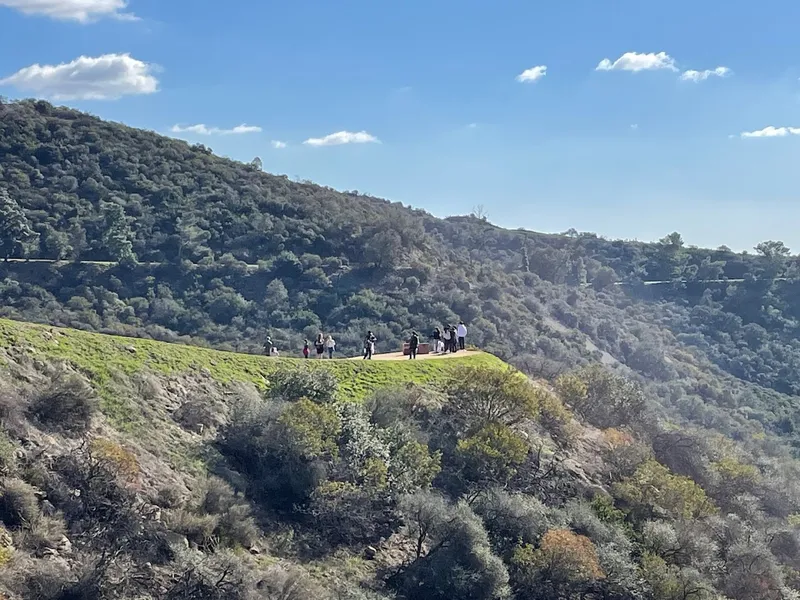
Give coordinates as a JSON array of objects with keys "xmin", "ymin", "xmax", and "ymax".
[
  {"xmin": 445, "ymin": 366, "xmax": 541, "ymax": 430},
  {"xmin": 0, "ymin": 188, "xmax": 37, "ymax": 260},
  {"xmin": 250, "ymin": 156, "xmax": 263, "ymax": 170},
  {"xmin": 755, "ymin": 240, "xmax": 791, "ymax": 260},
  {"xmin": 101, "ymin": 201, "xmax": 136, "ymax": 264}
]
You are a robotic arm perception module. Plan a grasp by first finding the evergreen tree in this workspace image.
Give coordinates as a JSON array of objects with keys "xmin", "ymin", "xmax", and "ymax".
[
  {"xmin": 0, "ymin": 188, "xmax": 37, "ymax": 260},
  {"xmin": 101, "ymin": 201, "xmax": 136, "ymax": 264}
]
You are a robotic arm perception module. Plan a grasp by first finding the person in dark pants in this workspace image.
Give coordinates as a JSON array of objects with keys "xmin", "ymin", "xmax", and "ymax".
[
  {"xmin": 431, "ymin": 327, "xmax": 441, "ymax": 353},
  {"xmin": 363, "ymin": 331, "xmax": 377, "ymax": 359},
  {"xmin": 449, "ymin": 325, "xmax": 458, "ymax": 352},
  {"xmin": 457, "ymin": 321, "xmax": 467, "ymax": 350},
  {"xmin": 408, "ymin": 331, "xmax": 420, "ymax": 359}
]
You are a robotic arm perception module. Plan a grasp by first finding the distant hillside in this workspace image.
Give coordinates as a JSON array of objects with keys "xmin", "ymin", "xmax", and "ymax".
[{"xmin": 2, "ymin": 97, "xmax": 800, "ymax": 447}]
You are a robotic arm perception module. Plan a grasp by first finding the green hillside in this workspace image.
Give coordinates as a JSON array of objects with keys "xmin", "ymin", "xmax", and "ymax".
[
  {"xmin": 0, "ymin": 317, "xmax": 502, "ymax": 425},
  {"xmin": 4, "ymin": 99, "xmax": 800, "ymax": 600}
]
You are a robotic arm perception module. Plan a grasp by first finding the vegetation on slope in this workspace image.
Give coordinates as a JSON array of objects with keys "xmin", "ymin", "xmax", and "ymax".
[{"xmin": 3, "ymin": 98, "xmax": 800, "ymax": 598}]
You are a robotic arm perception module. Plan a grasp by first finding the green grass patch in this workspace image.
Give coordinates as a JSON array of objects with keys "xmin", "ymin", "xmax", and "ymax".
[{"xmin": 0, "ymin": 318, "xmax": 507, "ymax": 426}]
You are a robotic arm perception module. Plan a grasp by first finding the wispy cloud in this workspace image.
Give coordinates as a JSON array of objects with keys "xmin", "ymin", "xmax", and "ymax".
[
  {"xmin": 681, "ymin": 66, "xmax": 731, "ymax": 82},
  {"xmin": 0, "ymin": 53, "xmax": 157, "ymax": 100},
  {"xmin": 271, "ymin": 140, "xmax": 287, "ymax": 149},
  {"xmin": 516, "ymin": 65, "xmax": 547, "ymax": 83},
  {"xmin": 0, "ymin": 0, "xmax": 135, "ymax": 22},
  {"xmin": 596, "ymin": 51, "xmax": 677, "ymax": 72},
  {"xmin": 740, "ymin": 126, "xmax": 800, "ymax": 138},
  {"xmin": 170, "ymin": 124, "xmax": 262, "ymax": 136},
  {"xmin": 303, "ymin": 131, "xmax": 379, "ymax": 147},
  {"xmin": 630, "ymin": 124, "xmax": 639, "ymax": 130}
]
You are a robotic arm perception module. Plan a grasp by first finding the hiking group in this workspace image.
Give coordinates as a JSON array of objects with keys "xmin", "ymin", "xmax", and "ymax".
[{"xmin": 262, "ymin": 320, "xmax": 468, "ymax": 360}]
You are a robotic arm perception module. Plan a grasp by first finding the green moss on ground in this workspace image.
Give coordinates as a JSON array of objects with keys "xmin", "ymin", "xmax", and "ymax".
[{"xmin": 0, "ymin": 318, "xmax": 506, "ymax": 427}]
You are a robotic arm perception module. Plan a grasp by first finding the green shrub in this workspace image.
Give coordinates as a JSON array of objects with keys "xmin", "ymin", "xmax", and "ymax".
[
  {"xmin": 456, "ymin": 423, "xmax": 529, "ymax": 485},
  {"xmin": 27, "ymin": 375, "xmax": 97, "ymax": 436},
  {"xmin": 267, "ymin": 365, "xmax": 338, "ymax": 404}
]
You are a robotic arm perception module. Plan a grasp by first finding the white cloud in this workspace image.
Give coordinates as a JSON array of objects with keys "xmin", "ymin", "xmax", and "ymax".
[
  {"xmin": 170, "ymin": 123, "xmax": 262, "ymax": 136},
  {"xmin": 0, "ymin": 53, "xmax": 157, "ymax": 100},
  {"xmin": 0, "ymin": 0, "xmax": 135, "ymax": 22},
  {"xmin": 740, "ymin": 126, "xmax": 800, "ymax": 138},
  {"xmin": 271, "ymin": 140, "xmax": 287, "ymax": 149},
  {"xmin": 303, "ymin": 131, "xmax": 379, "ymax": 147},
  {"xmin": 681, "ymin": 66, "xmax": 731, "ymax": 82},
  {"xmin": 516, "ymin": 65, "xmax": 547, "ymax": 83},
  {"xmin": 467, "ymin": 123, "xmax": 478, "ymax": 129},
  {"xmin": 596, "ymin": 51, "xmax": 677, "ymax": 72},
  {"xmin": 630, "ymin": 124, "xmax": 639, "ymax": 130}
]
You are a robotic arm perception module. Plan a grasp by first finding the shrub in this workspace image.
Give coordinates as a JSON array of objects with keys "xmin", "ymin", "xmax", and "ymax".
[
  {"xmin": 614, "ymin": 460, "xmax": 717, "ymax": 521},
  {"xmin": 473, "ymin": 489, "xmax": 552, "ymax": 556},
  {"xmin": 367, "ymin": 384, "xmax": 444, "ymax": 429},
  {"xmin": 510, "ymin": 529, "xmax": 604, "ymax": 599},
  {"xmin": 27, "ymin": 375, "xmax": 97, "ymax": 436},
  {"xmin": 0, "ymin": 477, "xmax": 40, "ymax": 529},
  {"xmin": 219, "ymin": 398, "xmax": 340, "ymax": 508},
  {"xmin": 0, "ymin": 430, "xmax": 16, "ymax": 475},
  {"xmin": 14, "ymin": 515, "xmax": 67, "ymax": 555},
  {"xmin": 306, "ymin": 480, "xmax": 399, "ymax": 548},
  {"xmin": 445, "ymin": 366, "xmax": 540, "ymax": 431},
  {"xmin": 394, "ymin": 493, "xmax": 509, "ymax": 600},
  {"xmin": 555, "ymin": 366, "xmax": 645, "ymax": 429},
  {"xmin": 88, "ymin": 438, "xmax": 139, "ymax": 483},
  {"xmin": 267, "ymin": 365, "xmax": 338, "ymax": 404},
  {"xmin": 456, "ymin": 423, "xmax": 529, "ymax": 485}
]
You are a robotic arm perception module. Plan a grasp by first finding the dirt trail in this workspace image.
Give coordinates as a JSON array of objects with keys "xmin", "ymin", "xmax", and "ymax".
[{"xmin": 347, "ymin": 350, "xmax": 483, "ymax": 361}]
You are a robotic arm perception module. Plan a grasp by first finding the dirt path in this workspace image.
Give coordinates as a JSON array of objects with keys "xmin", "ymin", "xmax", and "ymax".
[{"xmin": 348, "ymin": 350, "xmax": 483, "ymax": 361}]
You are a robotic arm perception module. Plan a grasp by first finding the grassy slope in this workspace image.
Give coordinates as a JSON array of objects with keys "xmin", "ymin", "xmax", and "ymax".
[{"xmin": 0, "ymin": 317, "xmax": 506, "ymax": 426}]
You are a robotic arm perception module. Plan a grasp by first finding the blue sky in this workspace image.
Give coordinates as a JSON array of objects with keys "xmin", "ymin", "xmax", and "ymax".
[{"xmin": 2, "ymin": 0, "xmax": 800, "ymax": 251}]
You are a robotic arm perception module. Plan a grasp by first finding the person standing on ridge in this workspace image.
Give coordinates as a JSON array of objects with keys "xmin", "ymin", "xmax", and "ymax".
[
  {"xmin": 431, "ymin": 327, "xmax": 442, "ymax": 353},
  {"xmin": 264, "ymin": 336, "xmax": 274, "ymax": 356},
  {"xmin": 450, "ymin": 325, "xmax": 458, "ymax": 352},
  {"xmin": 408, "ymin": 331, "xmax": 420, "ymax": 360},
  {"xmin": 325, "ymin": 334, "xmax": 336, "ymax": 359},
  {"xmin": 302, "ymin": 339, "xmax": 310, "ymax": 359},
  {"xmin": 442, "ymin": 325, "xmax": 452, "ymax": 354},
  {"xmin": 363, "ymin": 331, "xmax": 377, "ymax": 359},
  {"xmin": 315, "ymin": 333, "xmax": 325, "ymax": 359},
  {"xmin": 457, "ymin": 321, "xmax": 468, "ymax": 351}
]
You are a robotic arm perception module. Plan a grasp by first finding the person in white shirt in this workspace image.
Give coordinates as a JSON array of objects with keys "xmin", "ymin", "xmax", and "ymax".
[
  {"xmin": 457, "ymin": 321, "xmax": 468, "ymax": 351},
  {"xmin": 325, "ymin": 335, "xmax": 336, "ymax": 359}
]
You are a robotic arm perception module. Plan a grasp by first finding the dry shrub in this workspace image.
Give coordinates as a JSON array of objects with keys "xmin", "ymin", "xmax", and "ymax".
[
  {"xmin": 0, "ymin": 430, "xmax": 16, "ymax": 476},
  {"xmin": 174, "ymin": 399, "xmax": 224, "ymax": 432},
  {"xmin": 14, "ymin": 515, "xmax": 67, "ymax": 556},
  {"xmin": 28, "ymin": 375, "xmax": 97, "ymax": 436},
  {"xmin": 0, "ymin": 477, "xmax": 39, "ymax": 529},
  {"xmin": 88, "ymin": 438, "xmax": 139, "ymax": 483}
]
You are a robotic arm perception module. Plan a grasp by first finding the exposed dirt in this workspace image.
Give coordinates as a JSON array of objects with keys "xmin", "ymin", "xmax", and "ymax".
[{"xmin": 347, "ymin": 350, "xmax": 484, "ymax": 361}]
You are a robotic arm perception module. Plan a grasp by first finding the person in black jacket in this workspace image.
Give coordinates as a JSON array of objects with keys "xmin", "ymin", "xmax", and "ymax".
[
  {"xmin": 408, "ymin": 331, "xmax": 420, "ymax": 360},
  {"xmin": 363, "ymin": 331, "xmax": 377, "ymax": 359},
  {"xmin": 431, "ymin": 327, "xmax": 442, "ymax": 353}
]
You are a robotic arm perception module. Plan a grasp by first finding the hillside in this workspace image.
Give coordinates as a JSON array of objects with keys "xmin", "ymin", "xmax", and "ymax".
[
  {"xmin": 3, "ymin": 98, "xmax": 800, "ymax": 598},
  {"xmin": 1, "ymin": 318, "xmax": 800, "ymax": 599}
]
